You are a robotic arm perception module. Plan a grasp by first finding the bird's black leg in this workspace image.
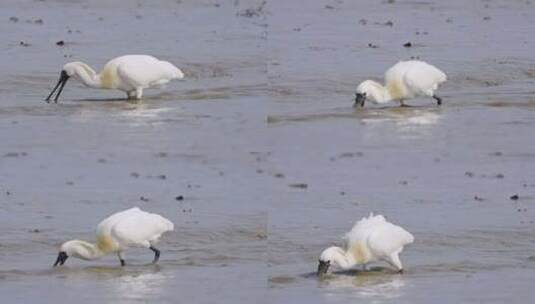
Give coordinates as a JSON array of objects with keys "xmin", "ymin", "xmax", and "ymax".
[
  {"xmin": 118, "ymin": 252, "xmax": 125, "ymax": 266},
  {"xmin": 150, "ymin": 246, "xmax": 160, "ymax": 264},
  {"xmin": 433, "ymin": 95, "xmax": 442, "ymax": 106}
]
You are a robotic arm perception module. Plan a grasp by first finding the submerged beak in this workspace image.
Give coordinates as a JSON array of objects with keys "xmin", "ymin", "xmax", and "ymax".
[
  {"xmin": 45, "ymin": 70, "xmax": 70, "ymax": 103},
  {"xmin": 317, "ymin": 260, "xmax": 330, "ymax": 276},
  {"xmin": 53, "ymin": 251, "xmax": 68, "ymax": 267},
  {"xmin": 353, "ymin": 93, "xmax": 366, "ymax": 108}
]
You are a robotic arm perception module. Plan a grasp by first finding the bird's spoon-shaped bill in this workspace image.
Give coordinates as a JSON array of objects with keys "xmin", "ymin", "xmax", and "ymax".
[
  {"xmin": 45, "ymin": 70, "xmax": 69, "ymax": 103},
  {"xmin": 53, "ymin": 251, "xmax": 68, "ymax": 267}
]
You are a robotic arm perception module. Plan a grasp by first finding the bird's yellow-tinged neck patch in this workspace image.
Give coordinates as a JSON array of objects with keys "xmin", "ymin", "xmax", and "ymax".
[
  {"xmin": 99, "ymin": 68, "xmax": 115, "ymax": 89},
  {"xmin": 350, "ymin": 241, "xmax": 371, "ymax": 264},
  {"xmin": 96, "ymin": 234, "xmax": 117, "ymax": 253},
  {"xmin": 387, "ymin": 79, "xmax": 405, "ymax": 100}
]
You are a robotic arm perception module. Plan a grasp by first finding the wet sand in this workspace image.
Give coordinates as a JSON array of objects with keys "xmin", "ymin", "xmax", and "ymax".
[{"xmin": 1, "ymin": 0, "xmax": 535, "ymax": 303}]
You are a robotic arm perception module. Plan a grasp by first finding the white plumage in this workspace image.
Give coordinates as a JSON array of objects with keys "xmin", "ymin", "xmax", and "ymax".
[
  {"xmin": 45, "ymin": 55, "xmax": 184, "ymax": 102},
  {"xmin": 317, "ymin": 213, "xmax": 414, "ymax": 275},
  {"xmin": 354, "ymin": 60, "xmax": 447, "ymax": 107},
  {"xmin": 54, "ymin": 207, "xmax": 174, "ymax": 267}
]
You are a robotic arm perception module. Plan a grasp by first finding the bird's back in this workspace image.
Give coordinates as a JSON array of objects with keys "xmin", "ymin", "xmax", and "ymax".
[
  {"xmin": 100, "ymin": 55, "xmax": 182, "ymax": 89},
  {"xmin": 109, "ymin": 209, "xmax": 174, "ymax": 248},
  {"xmin": 386, "ymin": 60, "xmax": 446, "ymax": 98},
  {"xmin": 345, "ymin": 214, "xmax": 413, "ymax": 262},
  {"xmin": 344, "ymin": 213, "xmax": 386, "ymax": 262},
  {"xmin": 367, "ymin": 221, "xmax": 414, "ymax": 257},
  {"xmin": 96, "ymin": 207, "xmax": 142, "ymax": 252}
]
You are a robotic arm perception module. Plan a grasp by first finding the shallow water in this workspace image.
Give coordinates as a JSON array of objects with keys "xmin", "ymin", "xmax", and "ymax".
[{"xmin": 1, "ymin": 0, "xmax": 535, "ymax": 303}]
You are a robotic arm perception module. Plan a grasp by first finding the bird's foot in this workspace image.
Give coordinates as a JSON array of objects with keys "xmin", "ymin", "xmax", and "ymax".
[
  {"xmin": 397, "ymin": 269, "xmax": 404, "ymax": 274},
  {"xmin": 120, "ymin": 259, "xmax": 125, "ymax": 267},
  {"xmin": 150, "ymin": 246, "xmax": 160, "ymax": 264},
  {"xmin": 433, "ymin": 95, "xmax": 442, "ymax": 106}
]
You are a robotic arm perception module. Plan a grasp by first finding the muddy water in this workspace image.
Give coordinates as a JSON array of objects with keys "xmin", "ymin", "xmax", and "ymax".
[
  {"xmin": 1, "ymin": 0, "xmax": 535, "ymax": 303},
  {"xmin": 266, "ymin": 0, "xmax": 535, "ymax": 303},
  {"xmin": 0, "ymin": 0, "xmax": 269, "ymax": 303}
]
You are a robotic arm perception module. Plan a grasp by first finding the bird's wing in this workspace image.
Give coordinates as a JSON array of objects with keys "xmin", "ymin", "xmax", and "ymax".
[
  {"xmin": 384, "ymin": 61, "xmax": 409, "ymax": 84},
  {"xmin": 403, "ymin": 62, "xmax": 447, "ymax": 96},
  {"xmin": 367, "ymin": 222, "xmax": 414, "ymax": 257},
  {"xmin": 344, "ymin": 213, "xmax": 387, "ymax": 248},
  {"xmin": 96, "ymin": 207, "xmax": 141, "ymax": 237},
  {"xmin": 110, "ymin": 210, "xmax": 174, "ymax": 248},
  {"xmin": 116, "ymin": 57, "xmax": 181, "ymax": 88}
]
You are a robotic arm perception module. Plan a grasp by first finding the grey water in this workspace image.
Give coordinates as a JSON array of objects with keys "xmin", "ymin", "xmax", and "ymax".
[{"xmin": 1, "ymin": 0, "xmax": 535, "ymax": 303}]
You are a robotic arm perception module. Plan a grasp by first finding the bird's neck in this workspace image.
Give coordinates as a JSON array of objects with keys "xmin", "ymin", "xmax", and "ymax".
[
  {"xmin": 365, "ymin": 80, "xmax": 392, "ymax": 103},
  {"xmin": 330, "ymin": 246, "xmax": 356, "ymax": 269},
  {"xmin": 72, "ymin": 240, "xmax": 106, "ymax": 260},
  {"xmin": 72, "ymin": 63, "xmax": 103, "ymax": 89}
]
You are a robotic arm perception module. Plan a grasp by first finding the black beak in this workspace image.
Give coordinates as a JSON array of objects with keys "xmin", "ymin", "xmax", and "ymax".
[
  {"xmin": 53, "ymin": 251, "xmax": 68, "ymax": 267},
  {"xmin": 354, "ymin": 93, "xmax": 366, "ymax": 108},
  {"xmin": 45, "ymin": 70, "xmax": 70, "ymax": 103},
  {"xmin": 317, "ymin": 260, "xmax": 330, "ymax": 276}
]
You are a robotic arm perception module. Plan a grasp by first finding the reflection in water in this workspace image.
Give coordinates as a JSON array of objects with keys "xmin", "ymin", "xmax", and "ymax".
[
  {"xmin": 268, "ymin": 106, "xmax": 441, "ymax": 128},
  {"xmin": 108, "ymin": 265, "xmax": 168, "ymax": 303},
  {"xmin": 320, "ymin": 270, "xmax": 406, "ymax": 301},
  {"xmin": 118, "ymin": 106, "xmax": 177, "ymax": 119},
  {"xmin": 358, "ymin": 107, "xmax": 441, "ymax": 127},
  {"xmin": 64, "ymin": 102, "xmax": 181, "ymax": 126}
]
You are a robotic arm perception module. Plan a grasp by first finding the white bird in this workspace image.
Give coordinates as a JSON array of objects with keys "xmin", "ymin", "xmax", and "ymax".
[
  {"xmin": 354, "ymin": 60, "xmax": 446, "ymax": 107},
  {"xmin": 53, "ymin": 207, "xmax": 174, "ymax": 267},
  {"xmin": 45, "ymin": 55, "xmax": 184, "ymax": 102},
  {"xmin": 317, "ymin": 213, "xmax": 414, "ymax": 276}
]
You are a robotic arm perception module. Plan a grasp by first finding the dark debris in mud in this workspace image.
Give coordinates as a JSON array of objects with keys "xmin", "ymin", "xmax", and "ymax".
[
  {"xmin": 237, "ymin": 1, "xmax": 266, "ymax": 18},
  {"xmin": 156, "ymin": 152, "xmax": 168, "ymax": 158},
  {"xmin": 510, "ymin": 194, "xmax": 519, "ymax": 201},
  {"xmin": 3, "ymin": 152, "xmax": 28, "ymax": 157},
  {"xmin": 289, "ymin": 183, "xmax": 308, "ymax": 189}
]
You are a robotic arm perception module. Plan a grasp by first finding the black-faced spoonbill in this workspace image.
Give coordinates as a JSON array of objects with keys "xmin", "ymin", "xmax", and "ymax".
[
  {"xmin": 354, "ymin": 60, "xmax": 446, "ymax": 107},
  {"xmin": 45, "ymin": 55, "xmax": 184, "ymax": 102},
  {"xmin": 53, "ymin": 207, "xmax": 174, "ymax": 267},
  {"xmin": 317, "ymin": 213, "xmax": 414, "ymax": 276}
]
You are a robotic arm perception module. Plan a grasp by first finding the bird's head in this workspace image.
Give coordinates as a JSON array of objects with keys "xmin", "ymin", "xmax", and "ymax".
[
  {"xmin": 62, "ymin": 62, "xmax": 86, "ymax": 77},
  {"xmin": 45, "ymin": 62, "xmax": 93, "ymax": 103},
  {"xmin": 53, "ymin": 240, "xmax": 91, "ymax": 266},
  {"xmin": 354, "ymin": 80, "xmax": 377, "ymax": 107},
  {"xmin": 317, "ymin": 246, "xmax": 343, "ymax": 276},
  {"xmin": 354, "ymin": 80, "xmax": 385, "ymax": 107}
]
